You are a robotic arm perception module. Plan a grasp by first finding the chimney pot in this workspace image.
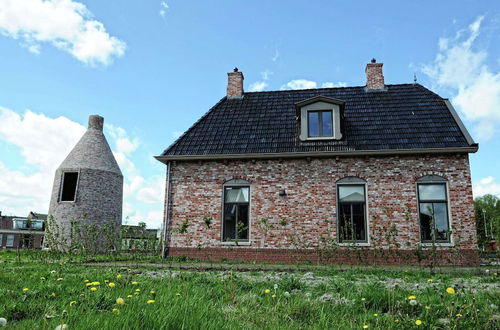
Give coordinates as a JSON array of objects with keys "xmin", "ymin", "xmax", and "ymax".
[
  {"xmin": 227, "ymin": 68, "xmax": 244, "ymax": 98},
  {"xmin": 365, "ymin": 59, "xmax": 385, "ymax": 90},
  {"xmin": 88, "ymin": 115, "xmax": 104, "ymax": 131}
]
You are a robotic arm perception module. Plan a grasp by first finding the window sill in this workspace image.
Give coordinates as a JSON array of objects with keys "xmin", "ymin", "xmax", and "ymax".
[
  {"xmin": 301, "ymin": 136, "xmax": 338, "ymax": 141},
  {"xmin": 338, "ymin": 242, "xmax": 371, "ymax": 247},
  {"xmin": 221, "ymin": 241, "xmax": 251, "ymax": 246},
  {"xmin": 419, "ymin": 242, "xmax": 454, "ymax": 247}
]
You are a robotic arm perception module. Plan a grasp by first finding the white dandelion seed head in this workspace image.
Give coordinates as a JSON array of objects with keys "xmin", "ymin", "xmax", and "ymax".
[
  {"xmin": 409, "ymin": 299, "xmax": 418, "ymax": 306},
  {"xmin": 0, "ymin": 318, "xmax": 7, "ymax": 326},
  {"xmin": 284, "ymin": 291, "xmax": 290, "ymax": 296},
  {"xmin": 50, "ymin": 270, "xmax": 56, "ymax": 274},
  {"xmin": 274, "ymin": 284, "xmax": 278, "ymax": 290},
  {"xmin": 55, "ymin": 324, "xmax": 68, "ymax": 330}
]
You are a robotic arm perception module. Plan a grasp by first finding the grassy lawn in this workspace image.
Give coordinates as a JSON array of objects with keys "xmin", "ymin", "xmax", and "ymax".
[{"xmin": 1, "ymin": 253, "xmax": 499, "ymax": 329}]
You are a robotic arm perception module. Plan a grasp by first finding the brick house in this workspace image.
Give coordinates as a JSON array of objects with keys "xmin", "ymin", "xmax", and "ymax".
[
  {"xmin": 156, "ymin": 60, "xmax": 479, "ymax": 266},
  {"xmin": 0, "ymin": 211, "xmax": 47, "ymax": 249}
]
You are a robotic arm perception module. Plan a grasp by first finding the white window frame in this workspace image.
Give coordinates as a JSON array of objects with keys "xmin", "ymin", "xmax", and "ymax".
[
  {"xmin": 221, "ymin": 179, "xmax": 251, "ymax": 246},
  {"xmin": 299, "ymin": 101, "xmax": 342, "ymax": 141}
]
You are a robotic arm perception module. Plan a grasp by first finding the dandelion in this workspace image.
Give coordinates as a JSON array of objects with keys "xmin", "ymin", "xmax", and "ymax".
[
  {"xmin": 0, "ymin": 318, "xmax": 7, "ymax": 326},
  {"xmin": 50, "ymin": 292, "xmax": 56, "ymax": 297},
  {"xmin": 69, "ymin": 301, "xmax": 77, "ymax": 306},
  {"xmin": 134, "ymin": 292, "xmax": 140, "ymax": 295},
  {"xmin": 91, "ymin": 281, "xmax": 100, "ymax": 286},
  {"xmin": 104, "ymin": 280, "xmax": 109, "ymax": 283},
  {"xmin": 40, "ymin": 277, "xmax": 46, "ymax": 281},
  {"xmin": 116, "ymin": 298, "xmax": 125, "ymax": 305},
  {"xmin": 127, "ymin": 295, "xmax": 133, "ymax": 298},
  {"xmin": 415, "ymin": 320, "xmax": 422, "ymax": 325},
  {"xmin": 147, "ymin": 300, "xmax": 155, "ymax": 304},
  {"xmin": 409, "ymin": 299, "xmax": 418, "ymax": 306},
  {"xmin": 176, "ymin": 293, "xmax": 181, "ymax": 297},
  {"xmin": 408, "ymin": 295, "xmax": 416, "ymax": 300},
  {"xmin": 394, "ymin": 320, "xmax": 400, "ymax": 323},
  {"xmin": 456, "ymin": 313, "xmax": 463, "ymax": 318},
  {"xmin": 57, "ymin": 278, "xmax": 64, "ymax": 281},
  {"xmin": 363, "ymin": 325, "xmax": 369, "ymax": 329},
  {"xmin": 116, "ymin": 274, "xmax": 122, "ymax": 279},
  {"xmin": 112, "ymin": 308, "xmax": 120, "ymax": 315},
  {"xmin": 132, "ymin": 281, "xmax": 139, "ymax": 285},
  {"xmin": 446, "ymin": 287, "xmax": 455, "ymax": 295},
  {"xmin": 55, "ymin": 324, "xmax": 68, "ymax": 330},
  {"xmin": 135, "ymin": 289, "xmax": 140, "ymax": 292},
  {"xmin": 150, "ymin": 290, "xmax": 156, "ymax": 294},
  {"xmin": 284, "ymin": 291, "xmax": 290, "ymax": 296},
  {"xmin": 264, "ymin": 289, "xmax": 271, "ymax": 294},
  {"xmin": 90, "ymin": 287, "xmax": 97, "ymax": 292},
  {"xmin": 84, "ymin": 280, "xmax": 89, "ymax": 283},
  {"xmin": 85, "ymin": 283, "xmax": 93, "ymax": 287},
  {"xmin": 274, "ymin": 284, "xmax": 278, "ymax": 290},
  {"xmin": 427, "ymin": 279, "xmax": 433, "ymax": 282},
  {"xmin": 272, "ymin": 294, "xmax": 277, "ymax": 298},
  {"xmin": 108, "ymin": 282, "xmax": 116, "ymax": 288},
  {"xmin": 373, "ymin": 313, "xmax": 378, "ymax": 317},
  {"xmin": 425, "ymin": 306, "xmax": 431, "ymax": 310},
  {"xmin": 22, "ymin": 288, "xmax": 29, "ymax": 293},
  {"xmin": 50, "ymin": 270, "xmax": 56, "ymax": 274}
]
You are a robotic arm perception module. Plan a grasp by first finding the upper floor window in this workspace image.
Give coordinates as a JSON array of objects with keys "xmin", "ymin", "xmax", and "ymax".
[
  {"xmin": 13, "ymin": 218, "xmax": 44, "ymax": 230},
  {"xmin": 308, "ymin": 110, "xmax": 333, "ymax": 137},
  {"xmin": 222, "ymin": 180, "xmax": 250, "ymax": 242},
  {"xmin": 337, "ymin": 177, "xmax": 367, "ymax": 243},
  {"xmin": 417, "ymin": 176, "xmax": 450, "ymax": 243},
  {"xmin": 60, "ymin": 171, "xmax": 79, "ymax": 202},
  {"xmin": 295, "ymin": 96, "xmax": 344, "ymax": 141}
]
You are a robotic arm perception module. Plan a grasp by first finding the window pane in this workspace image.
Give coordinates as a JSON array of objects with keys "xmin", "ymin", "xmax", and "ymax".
[
  {"xmin": 339, "ymin": 185, "xmax": 365, "ymax": 202},
  {"xmin": 308, "ymin": 112, "xmax": 319, "ymax": 137},
  {"xmin": 6, "ymin": 235, "xmax": 14, "ymax": 247},
  {"xmin": 61, "ymin": 172, "xmax": 78, "ymax": 201},
  {"xmin": 352, "ymin": 204, "xmax": 366, "ymax": 241},
  {"xmin": 338, "ymin": 203, "xmax": 353, "ymax": 241},
  {"xmin": 237, "ymin": 205, "xmax": 249, "ymax": 240},
  {"xmin": 0, "ymin": 234, "xmax": 3, "ymax": 246},
  {"xmin": 225, "ymin": 187, "xmax": 249, "ymax": 203},
  {"xmin": 223, "ymin": 204, "xmax": 237, "ymax": 240},
  {"xmin": 418, "ymin": 184, "xmax": 446, "ymax": 201},
  {"xmin": 321, "ymin": 111, "xmax": 333, "ymax": 136},
  {"xmin": 419, "ymin": 202, "xmax": 433, "ymax": 241},
  {"xmin": 434, "ymin": 203, "xmax": 449, "ymax": 241}
]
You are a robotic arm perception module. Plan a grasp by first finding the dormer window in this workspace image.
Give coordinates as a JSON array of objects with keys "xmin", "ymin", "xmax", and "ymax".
[
  {"xmin": 295, "ymin": 96, "xmax": 344, "ymax": 141},
  {"xmin": 308, "ymin": 110, "xmax": 333, "ymax": 137}
]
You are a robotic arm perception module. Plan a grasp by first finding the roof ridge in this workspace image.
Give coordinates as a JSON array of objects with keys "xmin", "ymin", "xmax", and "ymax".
[{"xmin": 243, "ymin": 83, "xmax": 422, "ymax": 94}]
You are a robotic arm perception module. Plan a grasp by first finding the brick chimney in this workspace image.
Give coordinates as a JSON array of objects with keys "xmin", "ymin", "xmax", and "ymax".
[
  {"xmin": 365, "ymin": 58, "xmax": 385, "ymax": 90},
  {"xmin": 227, "ymin": 67, "xmax": 244, "ymax": 98}
]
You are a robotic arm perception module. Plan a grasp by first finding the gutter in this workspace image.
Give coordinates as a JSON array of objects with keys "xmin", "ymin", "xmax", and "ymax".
[
  {"xmin": 160, "ymin": 161, "xmax": 172, "ymax": 258},
  {"xmin": 155, "ymin": 146, "xmax": 478, "ymax": 163}
]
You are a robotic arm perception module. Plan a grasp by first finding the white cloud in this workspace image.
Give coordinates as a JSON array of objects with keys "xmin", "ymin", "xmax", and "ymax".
[
  {"xmin": 159, "ymin": 1, "xmax": 169, "ymax": 18},
  {"xmin": 473, "ymin": 176, "xmax": 500, "ymax": 198},
  {"xmin": 137, "ymin": 178, "xmax": 165, "ymax": 204},
  {"xmin": 281, "ymin": 80, "xmax": 347, "ymax": 90},
  {"xmin": 0, "ymin": 0, "xmax": 126, "ymax": 66},
  {"xmin": 321, "ymin": 81, "xmax": 347, "ymax": 88},
  {"xmin": 422, "ymin": 16, "xmax": 500, "ymax": 140},
  {"xmin": 249, "ymin": 81, "xmax": 268, "ymax": 92}
]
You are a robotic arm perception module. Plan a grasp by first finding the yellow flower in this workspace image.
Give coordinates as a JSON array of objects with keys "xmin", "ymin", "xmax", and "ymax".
[
  {"xmin": 127, "ymin": 295, "xmax": 133, "ymax": 298},
  {"xmin": 112, "ymin": 308, "xmax": 120, "ymax": 315},
  {"xmin": 69, "ymin": 301, "xmax": 77, "ymax": 306},
  {"xmin": 147, "ymin": 300, "xmax": 155, "ymax": 304},
  {"xmin": 363, "ymin": 326, "xmax": 369, "ymax": 329},
  {"xmin": 264, "ymin": 289, "xmax": 271, "ymax": 294},
  {"xmin": 108, "ymin": 282, "xmax": 116, "ymax": 288},
  {"xmin": 22, "ymin": 288, "xmax": 29, "ymax": 292},
  {"xmin": 57, "ymin": 278, "xmax": 64, "ymax": 281},
  {"xmin": 91, "ymin": 281, "xmax": 100, "ymax": 286},
  {"xmin": 415, "ymin": 320, "xmax": 422, "ymax": 325},
  {"xmin": 150, "ymin": 290, "xmax": 156, "ymax": 294},
  {"xmin": 84, "ymin": 279, "xmax": 89, "ymax": 283},
  {"xmin": 271, "ymin": 294, "xmax": 277, "ymax": 298},
  {"xmin": 132, "ymin": 281, "xmax": 139, "ymax": 285},
  {"xmin": 50, "ymin": 292, "xmax": 56, "ymax": 297},
  {"xmin": 456, "ymin": 313, "xmax": 462, "ymax": 318},
  {"xmin": 446, "ymin": 287, "xmax": 455, "ymax": 295},
  {"xmin": 175, "ymin": 293, "xmax": 181, "ymax": 296},
  {"xmin": 40, "ymin": 277, "xmax": 46, "ymax": 281},
  {"xmin": 425, "ymin": 306, "xmax": 431, "ymax": 310},
  {"xmin": 90, "ymin": 287, "xmax": 97, "ymax": 292},
  {"xmin": 394, "ymin": 320, "xmax": 400, "ymax": 323},
  {"xmin": 116, "ymin": 274, "xmax": 122, "ymax": 279},
  {"xmin": 134, "ymin": 292, "xmax": 140, "ymax": 295},
  {"xmin": 408, "ymin": 295, "xmax": 416, "ymax": 300},
  {"xmin": 85, "ymin": 283, "xmax": 93, "ymax": 287},
  {"xmin": 104, "ymin": 280, "xmax": 109, "ymax": 283},
  {"xmin": 116, "ymin": 298, "xmax": 125, "ymax": 305},
  {"xmin": 135, "ymin": 289, "xmax": 140, "ymax": 292},
  {"xmin": 427, "ymin": 279, "xmax": 433, "ymax": 282},
  {"xmin": 373, "ymin": 313, "xmax": 378, "ymax": 317}
]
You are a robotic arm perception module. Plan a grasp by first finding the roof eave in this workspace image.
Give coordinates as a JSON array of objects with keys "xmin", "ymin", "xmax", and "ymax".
[{"xmin": 155, "ymin": 146, "xmax": 478, "ymax": 163}]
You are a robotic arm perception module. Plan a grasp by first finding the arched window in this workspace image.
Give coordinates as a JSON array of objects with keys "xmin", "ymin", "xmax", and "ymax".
[
  {"xmin": 416, "ymin": 176, "xmax": 450, "ymax": 243},
  {"xmin": 336, "ymin": 177, "xmax": 367, "ymax": 243},
  {"xmin": 222, "ymin": 179, "xmax": 250, "ymax": 242}
]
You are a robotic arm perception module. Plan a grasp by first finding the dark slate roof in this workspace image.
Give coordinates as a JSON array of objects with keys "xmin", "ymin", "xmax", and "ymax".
[{"xmin": 160, "ymin": 84, "xmax": 475, "ymax": 158}]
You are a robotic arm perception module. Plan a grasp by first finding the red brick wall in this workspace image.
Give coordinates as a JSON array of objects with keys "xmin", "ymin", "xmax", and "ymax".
[{"xmin": 164, "ymin": 154, "xmax": 478, "ymax": 265}]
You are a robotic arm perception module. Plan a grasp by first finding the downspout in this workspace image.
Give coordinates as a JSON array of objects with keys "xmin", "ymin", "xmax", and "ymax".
[{"xmin": 161, "ymin": 161, "xmax": 172, "ymax": 258}]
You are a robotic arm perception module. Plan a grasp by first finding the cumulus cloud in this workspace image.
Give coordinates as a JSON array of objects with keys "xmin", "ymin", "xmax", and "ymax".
[
  {"xmin": 249, "ymin": 81, "xmax": 268, "ymax": 92},
  {"xmin": 422, "ymin": 16, "xmax": 500, "ymax": 140},
  {"xmin": 281, "ymin": 79, "xmax": 347, "ymax": 90},
  {"xmin": 473, "ymin": 176, "xmax": 500, "ymax": 198},
  {"xmin": 0, "ymin": 0, "xmax": 126, "ymax": 66}
]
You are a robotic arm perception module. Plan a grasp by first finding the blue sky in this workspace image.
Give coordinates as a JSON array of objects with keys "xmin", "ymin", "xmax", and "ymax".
[{"xmin": 0, "ymin": 0, "xmax": 499, "ymax": 228}]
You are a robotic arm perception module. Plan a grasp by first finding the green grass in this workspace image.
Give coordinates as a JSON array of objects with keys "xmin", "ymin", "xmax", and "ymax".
[{"xmin": 1, "ymin": 256, "xmax": 499, "ymax": 329}]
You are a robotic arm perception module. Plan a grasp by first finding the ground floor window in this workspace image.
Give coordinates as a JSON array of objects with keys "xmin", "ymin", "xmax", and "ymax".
[
  {"xmin": 417, "ymin": 176, "xmax": 450, "ymax": 243},
  {"xmin": 223, "ymin": 180, "xmax": 250, "ymax": 242},
  {"xmin": 6, "ymin": 234, "xmax": 14, "ymax": 247},
  {"xmin": 337, "ymin": 177, "xmax": 367, "ymax": 243}
]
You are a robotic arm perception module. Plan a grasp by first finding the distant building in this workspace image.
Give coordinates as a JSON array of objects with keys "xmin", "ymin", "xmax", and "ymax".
[
  {"xmin": 0, "ymin": 211, "xmax": 47, "ymax": 249},
  {"xmin": 121, "ymin": 225, "xmax": 159, "ymax": 252}
]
